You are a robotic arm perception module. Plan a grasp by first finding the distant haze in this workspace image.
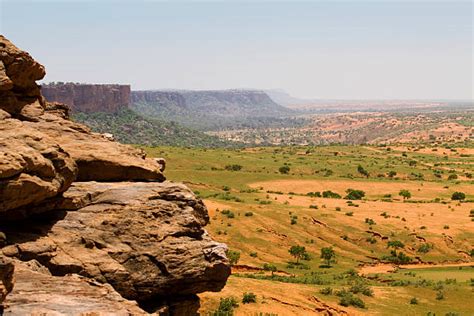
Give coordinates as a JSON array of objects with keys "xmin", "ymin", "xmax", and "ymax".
[{"xmin": 1, "ymin": 0, "xmax": 472, "ymax": 100}]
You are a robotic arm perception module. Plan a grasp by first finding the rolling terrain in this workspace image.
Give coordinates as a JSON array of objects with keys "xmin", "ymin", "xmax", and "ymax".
[{"xmin": 145, "ymin": 143, "xmax": 474, "ymax": 315}]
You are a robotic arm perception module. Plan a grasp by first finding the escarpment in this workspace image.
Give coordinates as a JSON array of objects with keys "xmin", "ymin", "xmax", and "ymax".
[
  {"xmin": 42, "ymin": 83, "xmax": 131, "ymax": 113},
  {"xmin": 0, "ymin": 35, "xmax": 230, "ymax": 315}
]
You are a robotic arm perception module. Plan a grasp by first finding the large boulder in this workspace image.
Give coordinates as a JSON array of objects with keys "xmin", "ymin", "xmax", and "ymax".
[
  {"xmin": 1, "ymin": 181, "xmax": 230, "ymax": 313},
  {"xmin": 30, "ymin": 113, "xmax": 165, "ymax": 182},
  {"xmin": 0, "ymin": 35, "xmax": 46, "ymax": 117},
  {"xmin": 0, "ymin": 117, "xmax": 77, "ymax": 218}
]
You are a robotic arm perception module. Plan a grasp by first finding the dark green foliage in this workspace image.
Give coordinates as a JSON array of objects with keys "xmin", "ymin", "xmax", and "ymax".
[
  {"xmin": 382, "ymin": 250, "xmax": 412, "ymax": 264},
  {"xmin": 289, "ymin": 245, "xmax": 307, "ymax": 264},
  {"xmin": 72, "ymin": 108, "xmax": 232, "ymax": 148},
  {"xmin": 451, "ymin": 192, "xmax": 466, "ymax": 200},
  {"xmin": 210, "ymin": 297, "xmax": 239, "ymax": 316},
  {"xmin": 322, "ymin": 191, "xmax": 342, "ymax": 199},
  {"xmin": 344, "ymin": 189, "xmax": 365, "ymax": 200},
  {"xmin": 279, "ymin": 165, "xmax": 290, "ymax": 174},
  {"xmin": 320, "ymin": 247, "xmax": 336, "ymax": 267},
  {"xmin": 399, "ymin": 189, "xmax": 412, "ymax": 200},
  {"xmin": 417, "ymin": 243, "xmax": 433, "ymax": 253},
  {"xmin": 357, "ymin": 165, "xmax": 369, "ymax": 178},
  {"xmin": 242, "ymin": 292, "xmax": 257, "ymax": 304},
  {"xmin": 225, "ymin": 164, "xmax": 243, "ymax": 171},
  {"xmin": 263, "ymin": 263, "xmax": 277, "ymax": 276},
  {"xmin": 410, "ymin": 297, "xmax": 418, "ymax": 304},
  {"xmin": 337, "ymin": 290, "xmax": 366, "ymax": 308},
  {"xmin": 307, "ymin": 191, "xmax": 321, "ymax": 197},
  {"xmin": 320, "ymin": 287, "xmax": 333, "ymax": 295},
  {"xmin": 387, "ymin": 240, "xmax": 405, "ymax": 249},
  {"xmin": 244, "ymin": 212, "xmax": 253, "ymax": 217},
  {"xmin": 227, "ymin": 250, "xmax": 240, "ymax": 265}
]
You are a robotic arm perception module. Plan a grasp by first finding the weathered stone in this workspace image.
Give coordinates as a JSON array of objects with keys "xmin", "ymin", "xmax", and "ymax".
[
  {"xmin": 1, "ymin": 181, "xmax": 230, "ymax": 307},
  {"xmin": 3, "ymin": 260, "xmax": 149, "ymax": 315},
  {"xmin": 0, "ymin": 255, "xmax": 14, "ymax": 305},
  {"xmin": 0, "ymin": 119, "xmax": 78, "ymax": 217}
]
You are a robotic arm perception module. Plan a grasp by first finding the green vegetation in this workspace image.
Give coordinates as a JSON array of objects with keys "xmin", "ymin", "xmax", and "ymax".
[
  {"xmin": 73, "ymin": 108, "xmax": 233, "ymax": 147},
  {"xmin": 242, "ymin": 292, "xmax": 257, "ymax": 304}
]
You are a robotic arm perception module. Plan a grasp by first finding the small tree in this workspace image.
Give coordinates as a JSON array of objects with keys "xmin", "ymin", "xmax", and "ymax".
[
  {"xmin": 387, "ymin": 240, "xmax": 405, "ymax": 249},
  {"xmin": 344, "ymin": 189, "xmax": 365, "ymax": 200},
  {"xmin": 388, "ymin": 171, "xmax": 397, "ymax": 178},
  {"xmin": 399, "ymin": 189, "xmax": 412, "ymax": 200},
  {"xmin": 227, "ymin": 250, "xmax": 240, "ymax": 265},
  {"xmin": 320, "ymin": 247, "xmax": 336, "ymax": 267},
  {"xmin": 289, "ymin": 245, "xmax": 306, "ymax": 264},
  {"xmin": 357, "ymin": 165, "xmax": 369, "ymax": 178},
  {"xmin": 263, "ymin": 263, "xmax": 277, "ymax": 276},
  {"xmin": 451, "ymin": 192, "xmax": 466, "ymax": 201}
]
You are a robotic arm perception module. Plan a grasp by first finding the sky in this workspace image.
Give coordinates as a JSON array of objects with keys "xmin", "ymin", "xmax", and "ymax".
[{"xmin": 0, "ymin": 0, "xmax": 472, "ymax": 100}]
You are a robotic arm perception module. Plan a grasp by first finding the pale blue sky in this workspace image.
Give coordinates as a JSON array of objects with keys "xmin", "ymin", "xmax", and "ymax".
[{"xmin": 1, "ymin": 0, "xmax": 472, "ymax": 100}]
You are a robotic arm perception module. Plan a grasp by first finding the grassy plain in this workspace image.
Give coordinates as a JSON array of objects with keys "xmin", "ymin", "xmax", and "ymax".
[{"xmin": 145, "ymin": 144, "xmax": 474, "ymax": 315}]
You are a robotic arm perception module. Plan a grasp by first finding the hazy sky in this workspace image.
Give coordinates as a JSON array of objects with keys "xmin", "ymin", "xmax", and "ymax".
[{"xmin": 1, "ymin": 0, "xmax": 472, "ymax": 100}]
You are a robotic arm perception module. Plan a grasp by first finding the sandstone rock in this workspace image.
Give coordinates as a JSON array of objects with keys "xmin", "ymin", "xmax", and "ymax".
[
  {"xmin": 42, "ymin": 83, "xmax": 131, "ymax": 113},
  {"xmin": 0, "ymin": 118, "xmax": 77, "ymax": 218},
  {"xmin": 3, "ymin": 260, "xmax": 149, "ymax": 315},
  {"xmin": 1, "ymin": 181, "xmax": 230, "ymax": 311},
  {"xmin": 0, "ymin": 35, "xmax": 45, "ymax": 116},
  {"xmin": 29, "ymin": 114, "xmax": 165, "ymax": 182},
  {"xmin": 0, "ymin": 256, "xmax": 14, "ymax": 306}
]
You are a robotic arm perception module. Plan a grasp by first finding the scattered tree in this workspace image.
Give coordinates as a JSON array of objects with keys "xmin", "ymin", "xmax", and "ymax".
[
  {"xmin": 320, "ymin": 247, "xmax": 336, "ymax": 267},
  {"xmin": 289, "ymin": 245, "xmax": 307, "ymax": 264},
  {"xmin": 399, "ymin": 189, "xmax": 412, "ymax": 200},
  {"xmin": 279, "ymin": 165, "xmax": 290, "ymax": 174},
  {"xmin": 227, "ymin": 250, "xmax": 240, "ymax": 265}
]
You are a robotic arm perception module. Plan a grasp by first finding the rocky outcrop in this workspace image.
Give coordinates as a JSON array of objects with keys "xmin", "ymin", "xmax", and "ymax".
[
  {"xmin": 42, "ymin": 83, "xmax": 131, "ymax": 113},
  {"xmin": 0, "ymin": 35, "xmax": 230, "ymax": 314}
]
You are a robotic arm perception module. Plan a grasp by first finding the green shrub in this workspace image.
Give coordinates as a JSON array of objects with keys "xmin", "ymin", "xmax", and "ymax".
[
  {"xmin": 279, "ymin": 165, "xmax": 290, "ymax": 174},
  {"xmin": 244, "ymin": 211, "xmax": 253, "ymax": 217},
  {"xmin": 320, "ymin": 287, "xmax": 333, "ymax": 295},
  {"xmin": 210, "ymin": 297, "xmax": 239, "ymax": 316},
  {"xmin": 225, "ymin": 164, "xmax": 242, "ymax": 171},
  {"xmin": 322, "ymin": 190, "xmax": 342, "ymax": 199},
  {"xmin": 242, "ymin": 292, "xmax": 257, "ymax": 304},
  {"xmin": 344, "ymin": 189, "xmax": 366, "ymax": 200},
  {"xmin": 451, "ymin": 192, "xmax": 466, "ymax": 200},
  {"xmin": 227, "ymin": 250, "xmax": 240, "ymax": 265},
  {"xmin": 410, "ymin": 297, "xmax": 418, "ymax": 304}
]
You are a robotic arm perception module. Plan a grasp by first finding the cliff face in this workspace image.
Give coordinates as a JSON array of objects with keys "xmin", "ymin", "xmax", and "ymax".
[
  {"xmin": 42, "ymin": 83, "xmax": 131, "ymax": 113},
  {"xmin": 0, "ymin": 35, "xmax": 230, "ymax": 315},
  {"xmin": 131, "ymin": 89, "xmax": 295, "ymax": 130}
]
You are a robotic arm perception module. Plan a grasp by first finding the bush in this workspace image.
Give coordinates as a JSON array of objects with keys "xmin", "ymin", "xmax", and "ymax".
[
  {"xmin": 322, "ymin": 190, "xmax": 341, "ymax": 199},
  {"xmin": 410, "ymin": 297, "xmax": 418, "ymax": 304},
  {"xmin": 242, "ymin": 292, "xmax": 257, "ymax": 304},
  {"xmin": 337, "ymin": 290, "xmax": 366, "ymax": 308},
  {"xmin": 210, "ymin": 297, "xmax": 239, "ymax": 316},
  {"xmin": 227, "ymin": 250, "xmax": 240, "ymax": 265},
  {"xmin": 357, "ymin": 165, "xmax": 369, "ymax": 178},
  {"xmin": 320, "ymin": 287, "xmax": 333, "ymax": 295},
  {"xmin": 451, "ymin": 192, "xmax": 466, "ymax": 201},
  {"xmin": 249, "ymin": 252, "xmax": 257, "ymax": 258},
  {"xmin": 418, "ymin": 243, "xmax": 433, "ymax": 253},
  {"xmin": 225, "ymin": 164, "xmax": 242, "ymax": 171},
  {"xmin": 350, "ymin": 281, "xmax": 374, "ymax": 296},
  {"xmin": 244, "ymin": 211, "xmax": 254, "ymax": 217},
  {"xmin": 387, "ymin": 240, "xmax": 405, "ymax": 249},
  {"xmin": 344, "ymin": 189, "xmax": 365, "ymax": 200},
  {"xmin": 279, "ymin": 165, "xmax": 290, "ymax": 174},
  {"xmin": 399, "ymin": 189, "xmax": 412, "ymax": 200}
]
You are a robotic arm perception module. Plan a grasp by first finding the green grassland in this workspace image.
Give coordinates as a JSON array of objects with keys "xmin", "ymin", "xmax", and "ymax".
[{"xmin": 145, "ymin": 144, "xmax": 474, "ymax": 315}]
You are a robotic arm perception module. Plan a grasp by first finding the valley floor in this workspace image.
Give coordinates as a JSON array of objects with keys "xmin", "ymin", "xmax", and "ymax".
[{"xmin": 145, "ymin": 143, "xmax": 474, "ymax": 316}]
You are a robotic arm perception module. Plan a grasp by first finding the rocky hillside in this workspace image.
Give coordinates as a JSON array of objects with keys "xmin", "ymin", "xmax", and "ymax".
[
  {"xmin": 131, "ymin": 90, "xmax": 299, "ymax": 130},
  {"xmin": 0, "ymin": 35, "xmax": 230, "ymax": 315},
  {"xmin": 72, "ymin": 108, "xmax": 235, "ymax": 148},
  {"xmin": 42, "ymin": 82, "xmax": 131, "ymax": 113}
]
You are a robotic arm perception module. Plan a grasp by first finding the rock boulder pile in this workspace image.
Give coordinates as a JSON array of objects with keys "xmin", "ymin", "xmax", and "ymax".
[{"xmin": 0, "ymin": 35, "xmax": 230, "ymax": 315}]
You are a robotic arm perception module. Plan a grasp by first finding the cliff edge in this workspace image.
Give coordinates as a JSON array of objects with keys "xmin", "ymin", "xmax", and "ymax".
[{"xmin": 0, "ymin": 35, "xmax": 230, "ymax": 315}]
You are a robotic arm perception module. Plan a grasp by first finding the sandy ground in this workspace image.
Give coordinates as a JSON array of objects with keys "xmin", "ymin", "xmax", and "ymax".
[{"xmin": 250, "ymin": 179, "xmax": 473, "ymax": 201}]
